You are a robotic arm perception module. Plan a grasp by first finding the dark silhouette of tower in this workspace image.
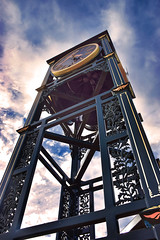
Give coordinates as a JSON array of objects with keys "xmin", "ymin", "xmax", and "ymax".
[{"xmin": 0, "ymin": 30, "xmax": 160, "ymax": 239}]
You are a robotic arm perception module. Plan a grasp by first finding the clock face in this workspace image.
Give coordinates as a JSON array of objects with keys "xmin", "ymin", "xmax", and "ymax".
[{"xmin": 51, "ymin": 43, "xmax": 100, "ymax": 77}]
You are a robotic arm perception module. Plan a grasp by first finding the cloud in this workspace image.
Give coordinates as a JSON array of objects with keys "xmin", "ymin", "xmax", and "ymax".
[
  {"xmin": 101, "ymin": 1, "xmax": 136, "ymax": 57},
  {"xmin": 1, "ymin": 0, "xmax": 160, "ymax": 238},
  {"xmin": 0, "ymin": 107, "xmax": 24, "ymax": 180},
  {"xmin": 21, "ymin": 160, "xmax": 61, "ymax": 227},
  {"xmin": 100, "ymin": 0, "xmax": 160, "ymax": 157},
  {"xmin": 0, "ymin": 0, "xmax": 79, "ymax": 184}
]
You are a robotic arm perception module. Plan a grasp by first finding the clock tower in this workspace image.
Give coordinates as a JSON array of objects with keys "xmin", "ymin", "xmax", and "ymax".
[{"xmin": 0, "ymin": 30, "xmax": 160, "ymax": 240}]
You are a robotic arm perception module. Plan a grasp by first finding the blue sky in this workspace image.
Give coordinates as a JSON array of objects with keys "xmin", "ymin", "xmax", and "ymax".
[{"xmin": 0, "ymin": 0, "xmax": 160, "ymax": 237}]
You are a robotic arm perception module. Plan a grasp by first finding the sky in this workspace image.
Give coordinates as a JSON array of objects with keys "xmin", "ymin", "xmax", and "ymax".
[{"xmin": 0, "ymin": 0, "xmax": 160, "ymax": 238}]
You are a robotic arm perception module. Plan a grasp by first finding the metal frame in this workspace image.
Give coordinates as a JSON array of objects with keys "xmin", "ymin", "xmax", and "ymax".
[{"xmin": 0, "ymin": 30, "xmax": 160, "ymax": 240}]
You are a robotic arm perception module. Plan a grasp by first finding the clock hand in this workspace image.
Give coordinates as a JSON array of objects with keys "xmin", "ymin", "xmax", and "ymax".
[{"xmin": 72, "ymin": 54, "xmax": 83, "ymax": 62}]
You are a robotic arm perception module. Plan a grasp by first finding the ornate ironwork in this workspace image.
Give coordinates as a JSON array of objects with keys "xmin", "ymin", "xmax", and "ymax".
[
  {"xmin": 69, "ymin": 191, "xmax": 79, "ymax": 217},
  {"xmin": 79, "ymin": 233, "xmax": 90, "ymax": 240},
  {"xmin": 79, "ymin": 193, "xmax": 90, "ymax": 215},
  {"xmin": 75, "ymin": 147, "xmax": 88, "ymax": 161},
  {"xmin": 60, "ymin": 188, "xmax": 71, "ymax": 219},
  {"xmin": 58, "ymin": 189, "xmax": 91, "ymax": 239},
  {"xmin": 15, "ymin": 131, "xmax": 39, "ymax": 169},
  {"xmin": 83, "ymin": 60, "xmax": 109, "ymax": 74},
  {"xmin": 60, "ymin": 188, "xmax": 79, "ymax": 219},
  {"xmin": 103, "ymin": 98, "xmax": 126, "ymax": 136},
  {"xmin": 109, "ymin": 137, "xmax": 144, "ymax": 206},
  {"xmin": 59, "ymin": 231, "xmax": 70, "ymax": 240},
  {"xmin": 0, "ymin": 172, "xmax": 26, "ymax": 233},
  {"xmin": 59, "ymin": 229, "xmax": 91, "ymax": 240},
  {"xmin": 0, "ymin": 131, "xmax": 39, "ymax": 233},
  {"xmin": 70, "ymin": 146, "xmax": 88, "ymax": 162}
]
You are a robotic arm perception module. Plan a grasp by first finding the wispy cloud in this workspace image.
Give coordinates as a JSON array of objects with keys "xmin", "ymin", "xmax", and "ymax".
[
  {"xmin": 100, "ymin": 0, "xmax": 160, "ymax": 156},
  {"xmin": 0, "ymin": 0, "xmax": 160, "ymax": 238}
]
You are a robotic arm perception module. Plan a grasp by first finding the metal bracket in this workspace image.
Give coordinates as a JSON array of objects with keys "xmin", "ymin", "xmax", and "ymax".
[{"xmin": 112, "ymin": 82, "xmax": 136, "ymax": 98}]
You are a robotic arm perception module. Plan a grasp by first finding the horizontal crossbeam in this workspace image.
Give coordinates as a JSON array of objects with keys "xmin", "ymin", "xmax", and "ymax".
[
  {"xmin": 24, "ymin": 90, "xmax": 114, "ymax": 132},
  {"xmin": 14, "ymin": 209, "xmax": 106, "ymax": 239},
  {"xmin": 44, "ymin": 131, "xmax": 98, "ymax": 150}
]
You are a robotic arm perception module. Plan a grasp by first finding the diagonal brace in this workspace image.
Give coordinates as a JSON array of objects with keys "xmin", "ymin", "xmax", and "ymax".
[
  {"xmin": 41, "ymin": 146, "xmax": 71, "ymax": 184},
  {"xmin": 75, "ymin": 133, "xmax": 99, "ymax": 181}
]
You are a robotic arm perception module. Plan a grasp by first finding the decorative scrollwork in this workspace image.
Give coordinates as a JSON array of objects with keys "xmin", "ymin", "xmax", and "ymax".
[
  {"xmin": 79, "ymin": 193, "xmax": 90, "ymax": 215},
  {"xmin": 58, "ymin": 190, "xmax": 91, "ymax": 239},
  {"xmin": 78, "ymin": 148, "xmax": 88, "ymax": 161},
  {"xmin": 103, "ymin": 98, "xmax": 126, "ymax": 136},
  {"xmin": 83, "ymin": 60, "xmax": 109, "ymax": 74},
  {"xmin": 79, "ymin": 233, "xmax": 90, "ymax": 240},
  {"xmin": 70, "ymin": 146, "xmax": 87, "ymax": 161},
  {"xmin": 59, "ymin": 228, "xmax": 90, "ymax": 240},
  {"xmin": 61, "ymin": 190, "xmax": 90, "ymax": 218},
  {"xmin": 0, "ymin": 173, "xmax": 26, "ymax": 233},
  {"xmin": 61, "ymin": 188, "xmax": 79, "ymax": 219},
  {"xmin": 59, "ymin": 231, "xmax": 69, "ymax": 240},
  {"xmin": 109, "ymin": 137, "xmax": 144, "ymax": 205},
  {"xmin": 0, "ymin": 131, "xmax": 39, "ymax": 233},
  {"xmin": 69, "ymin": 191, "xmax": 79, "ymax": 217},
  {"xmin": 61, "ymin": 188, "xmax": 70, "ymax": 219},
  {"xmin": 15, "ymin": 131, "xmax": 39, "ymax": 169}
]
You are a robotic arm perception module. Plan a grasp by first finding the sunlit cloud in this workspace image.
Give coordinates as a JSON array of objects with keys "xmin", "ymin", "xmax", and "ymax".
[
  {"xmin": 0, "ymin": 0, "xmax": 160, "ymax": 238},
  {"xmin": 101, "ymin": 1, "xmax": 136, "ymax": 64},
  {"xmin": 100, "ymin": 0, "xmax": 160, "ymax": 158}
]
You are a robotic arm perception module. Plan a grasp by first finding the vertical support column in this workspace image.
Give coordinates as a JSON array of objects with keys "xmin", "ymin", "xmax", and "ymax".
[
  {"xmin": 70, "ymin": 146, "xmax": 81, "ymax": 180},
  {"xmin": 89, "ymin": 182, "xmax": 95, "ymax": 239},
  {"xmin": 0, "ymin": 120, "xmax": 46, "ymax": 236},
  {"xmin": 0, "ymin": 134, "xmax": 26, "ymax": 203},
  {"xmin": 96, "ymin": 95, "xmax": 119, "ymax": 238},
  {"xmin": 99, "ymin": 34, "xmax": 127, "ymax": 87},
  {"xmin": 71, "ymin": 119, "xmax": 81, "ymax": 180},
  {"xmin": 100, "ymin": 33, "xmax": 160, "ymax": 206},
  {"xmin": 11, "ymin": 120, "xmax": 46, "ymax": 231},
  {"xmin": 116, "ymin": 88, "xmax": 160, "ymax": 206}
]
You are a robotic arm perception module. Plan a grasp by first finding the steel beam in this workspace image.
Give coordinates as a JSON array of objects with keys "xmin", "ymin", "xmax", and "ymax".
[{"xmin": 14, "ymin": 209, "xmax": 106, "ymax": 239}]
